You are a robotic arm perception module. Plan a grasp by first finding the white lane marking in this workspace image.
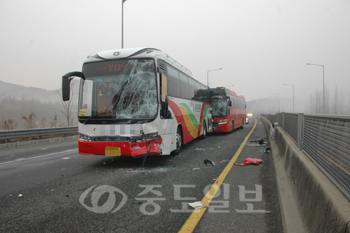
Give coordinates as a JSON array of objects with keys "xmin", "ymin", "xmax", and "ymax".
[{"xmin": 0, "ymin": 149, "xmax": 78, "ymax": 166}]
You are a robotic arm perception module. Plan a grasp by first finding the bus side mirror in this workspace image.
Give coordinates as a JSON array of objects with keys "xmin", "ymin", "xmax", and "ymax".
[
  {"xmin": 228, "ymin": 100, "xmax": 232, "ymax": 106},
  {"xmin": 62, "ymin": 77, "xmax": 72, "ymax": 101},
  {"xmin": 62, "ymin": 71, "xmax": 85, "ymax": 101}
]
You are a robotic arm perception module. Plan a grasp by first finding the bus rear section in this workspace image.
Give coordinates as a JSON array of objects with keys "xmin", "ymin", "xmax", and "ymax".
[
  {"xmin": 62, "ymin": 47, "xmax": 211, "ymax": 158},
  {"xmin": 209, "ymin": 87, "xmax": 246, "ymax": 133}
]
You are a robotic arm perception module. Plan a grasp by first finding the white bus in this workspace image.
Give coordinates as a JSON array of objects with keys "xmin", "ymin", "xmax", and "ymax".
[{"xmin": 62, "ymin": 48, "xmax": 212, "ymax": 157}]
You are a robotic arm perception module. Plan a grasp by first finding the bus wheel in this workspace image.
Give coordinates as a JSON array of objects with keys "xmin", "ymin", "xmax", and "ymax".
[
  {"xmin": 201, "ymin": 121, "xmax": 207, "ymax": 139},
  {"xmin": 240, "ymin": 118, "xmax": 244, "ymax": 129},
  {"xmin": 172, "ymin": 127, "xmax": 182, "ymax": 156},
  {"xmin": 231, "ymin": 120, "xmax": 235, "ymax": 132}
]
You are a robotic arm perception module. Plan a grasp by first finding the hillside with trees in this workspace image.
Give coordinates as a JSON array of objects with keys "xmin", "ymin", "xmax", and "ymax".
[{"xmin": 0, "ymin": 80, "xmax": 78, "ymax": 130}]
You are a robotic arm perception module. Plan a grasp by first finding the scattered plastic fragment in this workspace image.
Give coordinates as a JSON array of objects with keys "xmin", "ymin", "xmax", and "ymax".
[
  {"xmin": 18, "ymin": 194, "xmax": 23, "ymax": 197},
  {"xmin": 262, "ymin": 147, "xmax": 271, "ymax": 153},
  {"xmin": 194, "ymin": 148, "xmax": 205, "ymax": 151},
  {"xmin": 266, "ymin": 211, "xmax": 271, "ymax": 214},
  {"xmin": 220, "ymin": 159, "xmax": 229, "ymax": 163},
  {"xmin": 181, "ymin": 153, "xmax": 185, "ymax": 156},
  {"xmin": 218, "ymin": 146, "xmax": 221, "ymax": 149},
  {"xmin": 234, "ymin": 157, "xmax": 264, "ymax": 166},
  {"xmin": 188, "ymin": 201, "xmax": 206, "ymax": 209},
  {"xmin": 193, "ymin": 168, "xmax": 200, "ymax": 171},
  {"xmin": 204, "ymin": 159, "xmax": 216, "ymax": 166}
]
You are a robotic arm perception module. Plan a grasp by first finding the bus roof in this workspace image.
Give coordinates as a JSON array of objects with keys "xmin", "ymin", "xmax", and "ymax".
[
  {"xmin": 210, "ymin": 87, "xmax": 244, "ymax": 99},
  {"xmin": 85, "ymin": 47, "xmax": 193, "ymax": 77}
]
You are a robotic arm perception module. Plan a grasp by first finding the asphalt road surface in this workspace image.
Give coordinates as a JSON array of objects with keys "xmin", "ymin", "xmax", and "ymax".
[{"xmin": 0, "ymin": 117, "xmax": 283, "ymax": 232}]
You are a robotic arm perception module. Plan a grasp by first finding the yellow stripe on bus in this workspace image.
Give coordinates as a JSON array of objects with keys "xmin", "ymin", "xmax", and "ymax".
[{"xmin": 179, "ymin": 105, "xmax": 198, "ymax": 138}]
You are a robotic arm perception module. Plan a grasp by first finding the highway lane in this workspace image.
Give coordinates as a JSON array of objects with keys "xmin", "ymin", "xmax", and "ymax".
[{"xmin": 0, "ymin": 118, "xmax": 283, "ymax": 232}]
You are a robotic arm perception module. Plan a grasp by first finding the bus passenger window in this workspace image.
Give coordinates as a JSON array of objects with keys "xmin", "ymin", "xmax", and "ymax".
[{"xmin": 167, "ymin": 66, "xmax": 181, "ymax": 97}]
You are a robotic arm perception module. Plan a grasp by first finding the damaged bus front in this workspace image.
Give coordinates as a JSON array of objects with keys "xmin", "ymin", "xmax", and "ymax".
[
  {"xmin": 195, "ymin": 87, "xmax": 246, "ymax": 133},
  {"xmin": 62, "ymin": 48, "xmax": 212, "ymax": 157},
  {"xmin": 211, "ymin": 88, "xmax": 246, "ymax": 132}
]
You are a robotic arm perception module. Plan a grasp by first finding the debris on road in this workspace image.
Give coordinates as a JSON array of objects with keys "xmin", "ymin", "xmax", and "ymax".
[
  {"xmin": 18, "ymin": 194, "xmax": 23, "ymax": 197},
  {"xmin": 188, "ymin": 201, "xmax": 206, "ymax": 209},
  {"xmin": 204, "ymin": 159, "xmax": 216, "ymax": 166},
  {"xmin": 250, "ymin": 138, "xmax": 268, "ymax": 145},
  {"xmin": 220, "ymin": 159, "xmax": 229, "ymax": 163},
  {"xmin": 194, "ymin": 148, "xmax": 205, "ymax": 151},
  {"xmin": 193, "ymin": 168, "xmax": 200, "ymax": 171},
  {"xmin": 234, "ymin": 158, "xmax": 264, "ymax": 166},
  {"xmin": 262, "ymin": 147, "xmax": 271, "ymax": 153}
]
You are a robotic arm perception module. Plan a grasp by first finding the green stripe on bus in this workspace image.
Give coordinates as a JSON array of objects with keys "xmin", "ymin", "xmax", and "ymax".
[
  {"xmin": 201, "ymin": 105, "xmax": 210, "ymax": 128},
  {"xmin": 179, "ymin": 103, "xmax": 199, "ymax": 130}
]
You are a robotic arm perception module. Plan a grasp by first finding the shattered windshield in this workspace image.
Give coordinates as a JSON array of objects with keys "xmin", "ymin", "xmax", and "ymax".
[
  {"xmin": 211, "ymin": 95, "xmax": 227, "ymax": 117},
  {"xmin": 79, "ymin": 59, "xmax": 157, "ymax": 121},
  {"xmin": 193, "ymin": 89, "xmax": 211, "ymax": 103}
]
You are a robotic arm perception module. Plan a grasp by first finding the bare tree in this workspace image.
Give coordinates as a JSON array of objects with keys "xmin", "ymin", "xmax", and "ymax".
[
  {"xmin": 40, "ymin": 117, "xmax": 47, "ymax": 128},
  {"xmin": 49, "ymin": 115, "xmax": 58, "ymax": 128},
  {"xmin": 325, "ymin": 87, "xmax": 330, "ymax": 114},
  {"xmin": 57, "ymin": 79, "xmax": 77, "ymax": 126},
  {"xmin": 21, "ymin": 112, "xmax": 37, "ymax": 129},
  {"xmin": 0, "ymin": 119, "xmax": 18, "ymax": 130},
  {"xmin": 347, "ymin": 93, "xmax": 350, "ymax": 115},
  {"xmin": 339, "ymin": 91, "xmax": 344, "ymax": 115}
]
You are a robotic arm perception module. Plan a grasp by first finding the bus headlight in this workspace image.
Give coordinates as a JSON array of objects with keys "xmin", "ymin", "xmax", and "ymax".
[
  {"xmin": 79, "ymin": 134, "xmax": 92, "ymax": 142},
  {"xmin": 218, "ymin": 119, "xmax": 228, "ymax": 124},
  {"xmin": 144, "ymin": 132, "xmax": 159, "ymax": 140},
  {"xmin": 134, "ymin": 132, "xmax": 159, "ymax": 141}
]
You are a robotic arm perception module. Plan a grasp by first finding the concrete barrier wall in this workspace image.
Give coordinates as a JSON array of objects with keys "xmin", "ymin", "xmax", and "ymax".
[{"xmin": 273, "ymin": 126, "xmax": 350, "ymax": 233}]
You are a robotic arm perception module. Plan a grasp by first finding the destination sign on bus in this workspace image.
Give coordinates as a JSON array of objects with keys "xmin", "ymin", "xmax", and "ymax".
[
  {"xmin": 83, "ymin": 59, "xmax": 152, "ymax": 78},
  {"xmin": 96, "ymin": 64, "xmax": 136, "ymax": 72}
]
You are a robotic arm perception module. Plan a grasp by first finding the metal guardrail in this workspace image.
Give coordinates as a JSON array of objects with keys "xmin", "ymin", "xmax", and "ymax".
[
  {"xmin": 262, "ymin": 113, "xmax": 350, "ymax": 200},
  {"xmin": 0, "ymin": 127, "xmax": 78, "ymax": 142}
]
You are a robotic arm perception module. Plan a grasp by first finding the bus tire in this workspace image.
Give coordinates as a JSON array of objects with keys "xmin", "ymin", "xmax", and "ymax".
[
  {"xmin": 240, "ymin": 118, "xmax": 244, "ymax": 129},
  {"xmin": 201, "ymin": 121, "xmax": 207, "ymax": 139},
  {"xmin": 231, "ymin": 120, "xmax": 235, "ymax": 132},
  {"xmin": 171, "ymin": 127, "xmax": 182, "ymax": 156}
]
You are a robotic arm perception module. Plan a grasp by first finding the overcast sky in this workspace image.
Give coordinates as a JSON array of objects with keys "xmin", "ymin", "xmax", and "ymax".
[{"xmin": 1, "ymin": 0, "xmax": 349, "ymax": 109}]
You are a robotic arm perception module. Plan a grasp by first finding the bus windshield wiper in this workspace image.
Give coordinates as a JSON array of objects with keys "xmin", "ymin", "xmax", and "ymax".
[
  {"xmin": 126, "ymin": 119, "xmax": 151, "ymax": 124},
  {"xmin": 83, "ymin": 112, "xmax": 113, "ymax": 124}
]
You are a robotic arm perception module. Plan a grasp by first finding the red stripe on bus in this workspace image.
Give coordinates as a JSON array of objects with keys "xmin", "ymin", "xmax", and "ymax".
[{"xmin": 168, "ymin": 100, "xmax": 194, "ymax": 144}]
